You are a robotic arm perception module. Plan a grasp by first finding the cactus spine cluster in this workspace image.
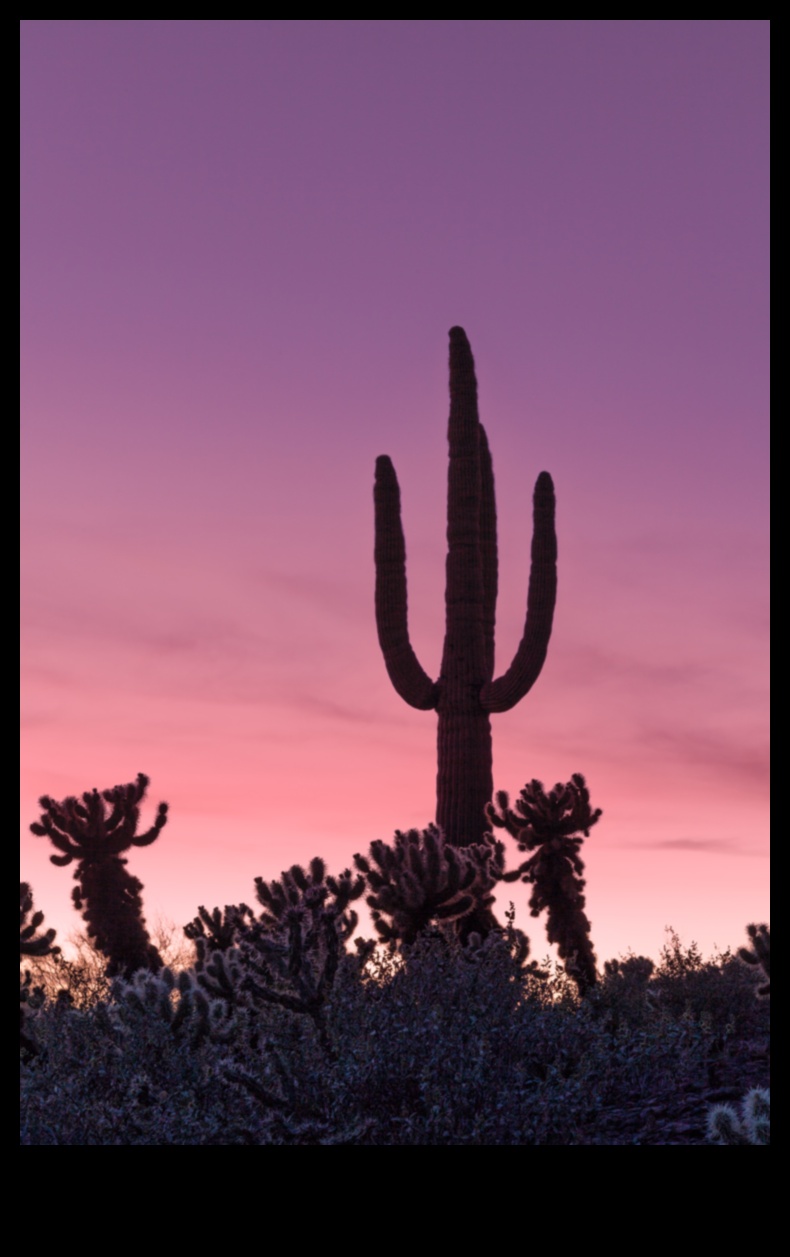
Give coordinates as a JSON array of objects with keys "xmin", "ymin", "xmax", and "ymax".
[
  {"xmin": 374, "ymin": 327, "xmax": 557, "ymax": 852},
  {"xmin": 354, "ymin": 825, "xmax": 505, "ymax": 945},
  {"xmin": 188, "ymin": 859, "xmax": 367, "ymax": 1059},
  {"xmin": 30, "ymin": 772, "xmax": 167, "ymax": 979},
  {"xmin": 20, "ymin": 883, "xmax": 59, "ymax": 960},
  {"xmin": 737, "ymin": 923, "xmax": 770, "ymax": 997},
  {"xmin": 707, "ymin": 1088, "xmax": 770, "ymax": 1145},
  {"xmin": 20, "ymin": 882, "xmax": 60, "ymax": 1058},
  {"xmin": 706, "ymin": 922, "xmax": 771, "ymax": 1145}
]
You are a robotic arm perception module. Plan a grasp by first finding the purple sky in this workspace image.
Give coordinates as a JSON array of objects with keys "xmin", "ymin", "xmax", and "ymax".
[{"xmin": 21, "ymin": 20, "xmax": 769, "ymax": 965}]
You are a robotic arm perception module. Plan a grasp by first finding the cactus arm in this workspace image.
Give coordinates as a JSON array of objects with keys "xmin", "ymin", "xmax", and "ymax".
[
  {"xmin": 441, "ymin": 327, "xmax": 486, "ymax": 680},
  {"xmin": 480, "ymin": 470, "xmax": 556, "ymax": 713},
  {"xmin": 478, "ymin": 423, "xmax": 498, "ymax": 682},
  {"xmin": 374, "ymin": 454, "xmax": 438, "ymax": 710}
]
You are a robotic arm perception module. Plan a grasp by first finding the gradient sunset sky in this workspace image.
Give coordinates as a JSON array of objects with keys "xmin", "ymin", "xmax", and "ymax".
[{"xmin": 21, "ymin": 20, "xmax": 769, "ymax": 965}]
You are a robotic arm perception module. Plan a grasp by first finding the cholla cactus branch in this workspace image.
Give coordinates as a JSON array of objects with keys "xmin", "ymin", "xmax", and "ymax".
[
  {"xmin": 374, "ymin": 328, "xmax": 556, "ymax": 854},
  {"xmin": 238, "ymin": 912, "xmax": 343, "ymax": 1059},
  {"xmin": 184, "ymin": 903, "xmax": 255, "ymax": 952},
  {"xmin": 20, "ymin": 883, "xmax": 59, "ymax": 958},
  {"xmin": 20, "ymin": 883, "xmax": 59, "ymax": 1059},
  {"xmin": 487, "ymin": 772, "xmax": 601, "ymax": 848},
  {"xmin": 188, "ymin": 859, "xmax": 368, "ymax": 1059},
  {"xmin": 254, "ymin": 860, "xmax": 364, "ymax": 943},
  {"xmin": 30, "ymin": 772, "xmax": 168, "ymax": 865},
  {"xmin": 354, "ymin": 825, "xmax": 508, "ymax": 946},
  {"xmin": 737, "ymin": 923, "xmax": 770, "ymax": 998},
  {"xmin": 29, "ymin": 773, "xmax": 167, "ymax": 978},
  {"xmin": 112, "ymin": 967, "xmax": 235, "ymax": 1047},
  {"xmin": 707, "ymin": 1088, "xmax": 770, "ymax": 1146}
]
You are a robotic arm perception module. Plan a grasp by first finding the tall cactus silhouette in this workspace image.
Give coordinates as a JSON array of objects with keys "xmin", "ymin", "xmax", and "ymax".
[
  {"xmin": 374, "ymin": 327, "xmax": 557, "ymax": 851},
  {"xmin": 30, "ymin": 772, "xmax": 167, "ymax": 979}
]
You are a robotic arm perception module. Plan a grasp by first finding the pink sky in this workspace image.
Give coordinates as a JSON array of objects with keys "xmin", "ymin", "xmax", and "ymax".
[{"xmin": 21, "ymin": 20, "xmax": 769, "ymax": 966}]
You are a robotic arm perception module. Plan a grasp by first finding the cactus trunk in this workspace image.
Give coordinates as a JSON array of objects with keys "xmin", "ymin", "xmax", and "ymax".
[{"xmin": 436, "ymin": 708, "xmax": 493, "ymax": 849}]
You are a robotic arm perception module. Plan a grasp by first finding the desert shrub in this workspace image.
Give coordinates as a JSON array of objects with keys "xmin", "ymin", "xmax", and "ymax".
[
  {"xmin": 704, "ymin": 923, "xmax": 770, "ymax": 1147},
  {"xmin": 648, "ymin": 929, "xmax": 769, "ymax": 1040},
  {"xmin": 24, "ymin": 920, "xmax": 195, "ymax": 1011},
  {"xmin": 20, "ymin": 993, "xmax": 258, "ymax": 1145},
  {"xmin": 21, "ymin": 922, "xmax": 768, "ymax": 1145}
]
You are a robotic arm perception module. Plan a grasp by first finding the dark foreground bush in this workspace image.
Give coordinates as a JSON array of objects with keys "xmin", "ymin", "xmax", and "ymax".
[{"xmin": 20, "ymin": 927, "xmax": 768, "ymax": 1145}]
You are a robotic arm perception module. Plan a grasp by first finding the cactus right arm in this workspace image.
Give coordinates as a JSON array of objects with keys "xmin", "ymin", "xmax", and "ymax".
[
  {"xmin": 480, "ymin": 471, "xmax": 556, "ymax": 713},
  {"xmin": 374, "ymin": 455, "xmax": 437, "ymax": 710},
  {"xmin": 478, "ymin": 424, "xmax": 498, "ymax": 682}
]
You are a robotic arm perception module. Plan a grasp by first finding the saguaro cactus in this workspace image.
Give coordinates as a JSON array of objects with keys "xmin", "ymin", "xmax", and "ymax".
[{"xmin": 374, "ymin": 327, "xmax": 557, "ymax": 850}]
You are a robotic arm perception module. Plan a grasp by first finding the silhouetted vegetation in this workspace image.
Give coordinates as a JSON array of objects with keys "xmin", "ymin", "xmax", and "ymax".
[
  {"xmin": 354, "ymin": 825, "xmax": 505, "ymax": 946},
  {"xmin": 20, "ymin": 882, "xmax": 59, "ymax": 1059},
  {"xmin": 20, "ymin": 773, "xmax": 769, "ymax": 1144},
  {"xmin": 20, "ymin": 330, "xmax": 767, "ymax": 1143},
  {"xmin": 20, "ymin": 902, "xmax": 769, "ymax": 1144},
  {"xmin": 30, "ymin": 773, "xmax": 167, "ymax": 978}
]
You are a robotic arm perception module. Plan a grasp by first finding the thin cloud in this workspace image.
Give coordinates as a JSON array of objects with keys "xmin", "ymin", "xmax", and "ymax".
[
  {"xmin": 551, "ymin": 642, "xmax": 715, "ymax": 691},
  {"xmin": 635, "ymin": 726, "xmax": 769, "ymax": 786},
  {"xmin": 253, "ymin": 567, "xmax": 368, "ymax": 623},
  {"xmin": 629, "ymin": 836, "xmax": 767, "ymax": 857}
]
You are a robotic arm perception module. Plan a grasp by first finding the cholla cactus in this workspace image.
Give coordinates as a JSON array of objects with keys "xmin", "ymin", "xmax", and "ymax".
[
  {"xmin": 708, "ymin": 1088, "xmax": 770, "ymax": 1145},
  {"xmin": 248, "ymin": 860, "xmax": 366, "ymax": 1055},
  {"xmin": 254, "ymin": 857, "xmax": 364, "ymax": 944},
  {"xmin": 184, "ymin": 903, "xmax": 256, "ymax": 953},
  {"xmin": 190, "ymin": 860, "xmax": 367, "ymax": 1058},
  {"xmin": 737, "ymin": 923, "xmax": 770, "ymax": 998},
  {"xmin": 30, "ymin": 773, "xmax": 167, "ymax": 978},
  {"xmin": 706, "ymin": 924, "xmax": 771, "ymax": 1147},
  {"xmin": 113, "ymin": 966, "xmax": 235, "ymax": 1047},
  {"xmin": 354, "ymin": 825, "xmax": 506, "ymax": 946},
  {"xmin": 487, "ymin": 773, "xmax": 600, "ymax": 993},
  {"xmin": 20, "ymin": 883, "xmax": 59, "ymax": 959}
]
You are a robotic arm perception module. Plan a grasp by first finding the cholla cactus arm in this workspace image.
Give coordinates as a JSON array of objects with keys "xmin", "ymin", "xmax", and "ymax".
[
  {"xmin": 254, "ymin": 857, "xmax": 364, "ymax": 936},
  {"xmin": 211, "ymin": 857, "xmax": 368, "ymax": 1058},
  {"xmin": 353, "ymin": 825, "xmax": 503, "ymax": 946},
  {"xmin": 737, "ymin": 923, "xmax": 770, "ymax": 997},
  {"xmin": 30, "ymin": 773, "xmax": 168, "ymax": 861},
  {"xmin": 708, "ymin": 1089, "xmax": 770, "ymax": 1146},
  {"xmin": 707, "ymin": 1103, "xmax": 752, "ymax": 1145},
  {"xmin": 255, "ymin": 859, "xmax": 325, "ymax": 927},
  {"xmin": 742, "ymin": 1088, "xmax": 770, "ymax": 1145},
  {"xmin": 238, "ymin": 913, "xmax": 342, "ymax": 1059},
  {"xmin": 20, "ymin": 883, "xmax": 59, "ymax": 957},
  {"xmin": 193, "ymin": 941, "xmax": 250, "ymax": 1009},
  {"xmin": 488, "ymin": 774, "xmax": 601, "ymax": 846},
  {"xmin": 112, "ymin": 967, "xmax": 234, "ymax": 1047},
  {"xmin": 184, "ymin": 903, "xmax": 255, "ymax": 951},
  {"xmin": 20, "ymin": 884, "xmax": 60, "ymax": 1058}
]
